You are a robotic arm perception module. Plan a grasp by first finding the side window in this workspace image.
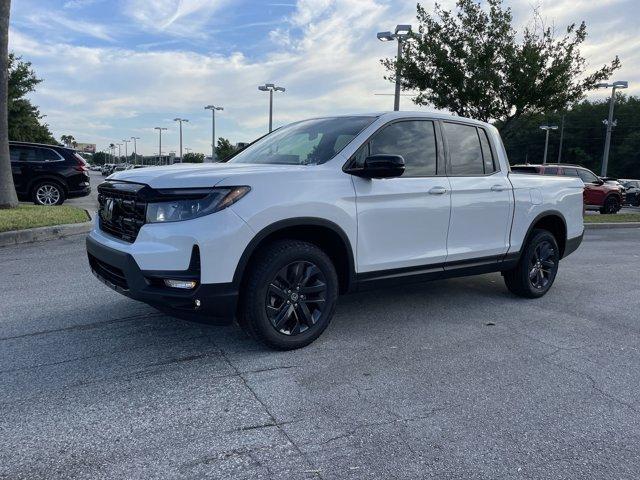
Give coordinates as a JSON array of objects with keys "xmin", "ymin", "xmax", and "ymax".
[
  {"xmin": 577, "ymin": 169, "xmax": 598, "ymax": 184},
  {"xmin": 10, "ymin": 146, "xmax": 38, "ymax": 162},
  {"xmin": 563, "ymin": 168, "xmax": 580, "ymax": 177},
  {"xmin": 444, "ymin": 123, "xmax": 484, "ymax": 175},
  {"xmin": 543, "ymin": 167, "xmax": 559, "ymax": 175},
  {"xmin": 478, "ymin": 128, "xmax": 496, "ymax": 173},
  {"xmin": 38, "ymin": 148, "xmax": 62, "ymax": 162},
  {"xmin": 369, "ymin": 120, "xmax": 437, "ymax": 176}
]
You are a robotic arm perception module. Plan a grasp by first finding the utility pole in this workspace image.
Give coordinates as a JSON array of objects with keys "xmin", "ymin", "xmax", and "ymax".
[
  {"xmin": 131, "ymin": 137, "xmax": 140, "ymax": 165},
  {"xmin": 173, "ymin": 118, "xmax": 189, "ymax": 162},
  {"xmin": 556, "ymin": 114, "xmax": 565, "ymax": 163},
  {"xmin": 596, "ymin": 81, "xmax": 628, "ymax": 177},
  {"xmin": 154, "ymin": 127, "xmax": 167, "ymax": 165},
  {"xmin": 205, "ymin": 105, "xmax": 223, "ymax": 161},
  {"xmin": 539, "ymin": 125, "xmax": 557, "ymax": 164},
  {"xmin": 377, "ymin": 25, "xmax": 412, "ymax": 111},
  {"xmin": 116, "ymin": 143, "xmax": 122, "ymax": 164},
  {"xmin": 258, "ymin": 84, "xmax": 285, "ymax": 133}
]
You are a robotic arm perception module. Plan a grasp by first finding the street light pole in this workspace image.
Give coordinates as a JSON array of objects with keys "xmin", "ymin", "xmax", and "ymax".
[
  {"xmin": 173, "ymin": 118, "xmax": 189, "ymax": 162},
  {"xmin": 122, "ymin": 139, "xmax": 130, "ymax": 163},
  {"xmin": 131, "ymin": 137, "xmax": 140, "ymax": 165},
  {"xmin": 204, "ymin": 105, "xmax": 223, "ymax": 161},
  {"xmin": 258, "ymin": 83, "xmax": 285, "ymax": 133},
  {"xmin": 596, "ymin": 81, "xmax": 628, "ymax": 177},
  {"xmin": 377, "ymin": 25, "xmax": 412, "ymax": 111},
  {"xmin": 539, "ymin": 125, "xmax": 558, "ymax": 164},
  {"xmin": 557, "ymin": 114, "xmax": 565, "ymax": 163},
  {"xmin": 116, "ymin": 143, "xmax": 122, "ymax": 163},
  {"xmin": 154, "ymin": 127, "xmax": 167, "ymax": 165}
]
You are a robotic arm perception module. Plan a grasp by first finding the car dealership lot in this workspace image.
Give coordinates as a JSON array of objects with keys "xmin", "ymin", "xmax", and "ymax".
[{"xmin": 1, "ymin": 230, "xmax": 639, "ymax": 479}]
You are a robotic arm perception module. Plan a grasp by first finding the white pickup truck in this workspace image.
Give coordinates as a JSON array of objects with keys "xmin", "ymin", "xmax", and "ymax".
[{"xmin": 87, "ymin": 112, "xmax": 584, "ymax": 349}]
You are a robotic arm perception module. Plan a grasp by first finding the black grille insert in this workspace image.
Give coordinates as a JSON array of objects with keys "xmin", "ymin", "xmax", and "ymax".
[
  {"xmin": 98, "ymin": 182, "xmax": 147, "ymax": 243},
  {"xmin": 88, "ymin": 254, "xmax": 129, "ymax": 290}
]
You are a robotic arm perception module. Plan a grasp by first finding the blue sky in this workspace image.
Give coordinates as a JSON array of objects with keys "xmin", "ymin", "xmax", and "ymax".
[{"xmin": 8, "ymin": 0, "xmax": 640, "ymax": 156}]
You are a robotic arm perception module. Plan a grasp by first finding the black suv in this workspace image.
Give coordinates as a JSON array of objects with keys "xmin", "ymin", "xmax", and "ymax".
[{"xmin": 9, "ymin": 141, "xmax": 91, "ymax": 205}]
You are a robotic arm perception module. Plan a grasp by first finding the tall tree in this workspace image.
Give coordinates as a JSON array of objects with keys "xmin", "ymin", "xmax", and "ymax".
[
  {"xmin": 386, "ymin": 0, "xmax": 621, "ymax": 136},
  {"xmin": 60, "ymin": 134, "xmax": 76, "ymax": 147},
  {"xmin": 215, "ymin": 137, "xmax": 237, "ymax": 162},
  {"xmin": 7, "ymin": 54, "xmax": 56, "ymax": 143},
  {"xmin": 0, "ymin": 0, "xmax": 17, "ymax": 209}
]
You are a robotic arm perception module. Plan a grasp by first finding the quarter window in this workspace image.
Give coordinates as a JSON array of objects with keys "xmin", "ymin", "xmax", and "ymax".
[
  {"xmin": 444, "ymin": 123, "xmax": 484, "ymax": 175},
  {"xmin": 38, "ymin": 148, "xmax": 63, "ymax": 162},
  {"xmin": 369, "ymin": 120, "xmax": 438, "ymax": 176},
  {"xmin": 478, "ymin": 128, "xmax": 496, "ymax": 173},
  {"xmin": 577, "ymin": 169, "xmax": 599, "ymax": 184},
  {"xmin": 563, "ymin": 168, "xmax": 580, "ymax": 177}
]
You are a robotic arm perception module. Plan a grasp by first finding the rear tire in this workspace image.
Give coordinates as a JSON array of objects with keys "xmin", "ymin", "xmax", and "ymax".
[
  {"xmin": 238, "ymin": 240, "xmax": 338, "ymax": 350},
  {"xmin": 32, "ymin": 181, "xmax": 65, "ymax": 206},
  {"xmin": 599, "ymin": 195, "xmax": 620, "ymax": 214},
  {"xmin": 503, "ymin": 229, "xmax": 560, "ymax": 299}
]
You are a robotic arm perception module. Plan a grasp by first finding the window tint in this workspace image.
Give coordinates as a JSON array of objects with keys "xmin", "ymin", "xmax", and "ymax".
[
  {"xmin": 369, "ymin": 120, "xmax": 437, "ymax": 176},
  {"xmin": 563, "ymin": 168, "xmax": 580, "ymax": 177},
  {"xmin": 9, "ymin": 146, "xmax": 38, "ymax": 162},
  {"xmin": 38, "ymin": 148, "xmax": 62, "ymax": 162},
  {"xmin": 444, "ymin": 123, "xmax": 484, "ymax": 175},
  {"xmin": 577, "ymin": 169, "xmax": 598, "ymax": 183},
  {"xmin": 478, "ymin": 129, "xmax": 496, "ymax": 173},
  {"xmin": 543, "ymin": 167, "xmax": 559, "ymax": 175}
]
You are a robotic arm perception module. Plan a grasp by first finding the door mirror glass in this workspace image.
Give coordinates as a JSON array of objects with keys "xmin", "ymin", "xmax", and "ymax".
[{"xmin": 349, "ymin": 154, "xmax": 405, "ymax": 178}]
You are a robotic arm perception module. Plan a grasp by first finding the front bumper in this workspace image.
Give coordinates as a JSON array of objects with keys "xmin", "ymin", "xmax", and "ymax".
[{"xmin": 86, "ymin": 236, "xmax": 237, "ymax": 324}]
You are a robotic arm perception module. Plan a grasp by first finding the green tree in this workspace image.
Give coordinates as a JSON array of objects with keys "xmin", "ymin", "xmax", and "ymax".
[
  {"xmin": 92, "ymin": 151, "xmax": 110, "ymax": 166},
  {"xmin": 7, "ymin": 54, "xmax": 56, "ymax": 144},
  {"xmin": 60, "ymin": 134, "xmax": 76, "ymax": 147},
  {"xmin": 386, "ymin": 0, "xmax": 621, "ymax": 136},
  {"xmin": 215, "ymin": 137, "xmax": 237, "ymax": 162},
  {"xmin": 182, "ymin": 152, "xmax": 205, "ymax": 163},
  {"xmin": 0, "ymin": 0, "xmax": 17, "ymax": 208}
]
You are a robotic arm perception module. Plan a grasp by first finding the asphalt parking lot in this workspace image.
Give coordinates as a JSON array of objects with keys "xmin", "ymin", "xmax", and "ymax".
[{"xmin": 1, "ymin": 228, "xmax": 640, "ymax": 479}]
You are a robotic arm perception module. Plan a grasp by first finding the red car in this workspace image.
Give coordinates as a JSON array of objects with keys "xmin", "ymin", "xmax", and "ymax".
[{"xmin": 511, "ymin": 164, "xmax": 625, "ymax": 214}]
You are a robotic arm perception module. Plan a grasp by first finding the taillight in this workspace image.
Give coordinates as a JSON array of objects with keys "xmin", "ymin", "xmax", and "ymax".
[{"xmin": 74, "ymin": 153, "xmax": 89, "ymax": 172}]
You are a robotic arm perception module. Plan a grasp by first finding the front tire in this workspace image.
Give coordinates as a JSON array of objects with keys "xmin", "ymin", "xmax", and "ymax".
[
  {"xmin": 503, "ymin": 229, "xmax": 560, "ymax": 299},
  {"xmin": 238, "ymin": 240, "xmax": 338, "ymax": 350},
  {"xmin": 32, "ymin": 181, "xmax": 65, "ymax": 206},
  {"xmin": 599, "ymin": 195, "xmax": 620, "ymax": 214}
]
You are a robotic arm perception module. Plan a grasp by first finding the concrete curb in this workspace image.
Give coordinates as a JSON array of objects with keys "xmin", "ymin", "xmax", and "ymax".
[
  {"xmin": 0, "ymin": 210, "xmax": 93, "ymax": 247},
  {"xmin": 585, "ymin": 222, "xmax": 640, "ymax": 230}
]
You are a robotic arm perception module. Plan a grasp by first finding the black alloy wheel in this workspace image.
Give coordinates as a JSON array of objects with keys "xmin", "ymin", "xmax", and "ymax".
[
  {"xmin": 528, "ymin": 240, "xmax": 556, "ymax": 291},
  {"xmin": 601, "ymin": 196, "xmax": 620, "ymax": 214},
  {"xmin": 265, "ymin": 261, "xmax": 327, "ymax": 336}
]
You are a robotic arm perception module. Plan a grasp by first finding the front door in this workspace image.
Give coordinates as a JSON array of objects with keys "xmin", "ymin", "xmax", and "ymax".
[
  {"xmin": 443, "ymin": 122, "xmax": 513, "ymax": 263},
  {"xmin": 351, "ymin": 119, "xmax": 451, "ymax": 273}
]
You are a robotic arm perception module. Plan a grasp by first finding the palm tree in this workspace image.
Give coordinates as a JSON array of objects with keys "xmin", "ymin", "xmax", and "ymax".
[
  {"xmin": 60, "ymin": 134, "xmax": 76, "ymax": 148},
  {"xmin": 0, "ymin": 0, "xmax": 17, "ymax": 209}
]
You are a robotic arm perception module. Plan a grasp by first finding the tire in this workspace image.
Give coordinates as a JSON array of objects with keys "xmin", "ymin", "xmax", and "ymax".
[
  {"xmin": 32, "ymin": 181, "xmax": 65, "ymax": 206},
  {"xmin": 599, "ymin": 195, "xmax": 620, "ymax": 214},
  {"xmin": 503, "ymin": 229, "xmax": 560, "ymax": 299},
  {"xmin": 238, "ymin": 240, "xmax": 338, "ymax": 350}
]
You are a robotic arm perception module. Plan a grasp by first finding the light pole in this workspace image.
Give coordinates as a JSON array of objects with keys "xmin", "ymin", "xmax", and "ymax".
[
  {"xmin": 595, "ymin": 80, "xmax": 628, "ymax": 177},
  {"xmin": 122, "ymin": 139, "xmax": 130, "ymax": 163},
  {"xmin": 539, "ymin": 125, "xmax": 558, "ymax": 164},
  {"xmin": 116, "ymin": 143, "xmax": 122, "ymax": 164},
  {"xmin": 131, "ymin": 137, "xmax": 140, "ymax": 165},
  {"xmin": 377, "ymin": 24, "xmax": 412, "ymax": 111},
  {"xmin": 258, "ymin": 84, "xmax": 285, "ymax": 133},
  {"xmin": 154, "ymin": 127, "xmax": 167, "ymax": 165},
  {"xmin": 204, "ymin": 105, "xmax": 224, "ymax": 161},
  {"xmin": 173, "ymin": 118, "xmax": 189, "ymax": 162}
]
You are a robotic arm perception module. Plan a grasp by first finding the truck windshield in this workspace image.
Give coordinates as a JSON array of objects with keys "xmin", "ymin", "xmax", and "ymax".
[{"xmin": 229, "ymin": 116, "xmax": 376, "ymax": 165}]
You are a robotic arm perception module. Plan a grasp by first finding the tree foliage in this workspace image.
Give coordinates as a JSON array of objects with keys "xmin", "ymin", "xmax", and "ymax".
[
  {"xmin": 60, "ymin": 134, "xmax": 76, "ymax": 148},
  {"xmin": 215, "ymin": 137, "xmax": 237, "ymax": 161},
  {"xmin": 182, "ymin": 152, "xmax": 205, "ymax": 163},
  {"xmin": 500, "ymin": 94, "xmax": 640, "ymax": 178},
  {"xmin": 7, "ymin": 54, "xmax": 56, "ymax": 144},
  {"xmin": 385, "ymin": 0, "xmax": 621, "ymax": 135}
]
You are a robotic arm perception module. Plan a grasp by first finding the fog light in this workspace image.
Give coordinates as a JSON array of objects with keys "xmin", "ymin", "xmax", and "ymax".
[{"xmin": 164, "ymin": 279, "xmax": 197, "ymax": 289}]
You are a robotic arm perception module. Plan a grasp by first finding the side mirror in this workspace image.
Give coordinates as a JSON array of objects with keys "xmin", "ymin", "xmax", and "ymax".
[{"xmin": 348, "ymin": 154, "xmax": 405, "ymax": 179}]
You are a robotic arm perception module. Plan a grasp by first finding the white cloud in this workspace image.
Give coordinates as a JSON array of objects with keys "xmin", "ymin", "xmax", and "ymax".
[{"xmin": 25, "ymin": 11, "xmax": 114, "ymax": 41}]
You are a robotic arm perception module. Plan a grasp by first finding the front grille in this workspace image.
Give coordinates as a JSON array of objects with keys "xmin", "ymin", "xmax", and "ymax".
[
  {"xmin": 88, "ymin": 254, "xmax": 129, "ymax": 290},
  {"xmin": 98, "ymin": 182, "xmax": 147, "ymax": 243}
]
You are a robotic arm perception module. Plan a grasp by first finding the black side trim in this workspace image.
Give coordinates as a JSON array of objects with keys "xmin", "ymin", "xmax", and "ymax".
[
  {"xmin": 232, "ymin": 217, "xmax": 356, "ymax": 291},
  {"xmin": 563, "ymin": 232, "xmax": 584, "ymax": 259}
]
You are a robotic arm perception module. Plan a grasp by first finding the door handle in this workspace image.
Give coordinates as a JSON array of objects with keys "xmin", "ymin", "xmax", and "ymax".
[
  {"xmin": 428, "ymin": 186, "xmax": 448, "ymax": 195},
  {"xmin": 490, "ymin": 184, "xmax": 507, "ymax": 192}
]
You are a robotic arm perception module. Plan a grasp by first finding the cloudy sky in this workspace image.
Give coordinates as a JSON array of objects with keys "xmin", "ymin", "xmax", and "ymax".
[{"xmin": 8, "ymin": 0, "xmax": 640, "ymax": 156}]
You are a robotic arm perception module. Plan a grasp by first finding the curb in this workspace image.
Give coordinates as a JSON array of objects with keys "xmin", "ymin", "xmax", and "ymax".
[
  {"xmin": 585, "ymin": 222, "xmax": 640, "ymax": 230},
  {"xmin": 0, "ymin": 210, "xmax": 93, "ymax": 247}
]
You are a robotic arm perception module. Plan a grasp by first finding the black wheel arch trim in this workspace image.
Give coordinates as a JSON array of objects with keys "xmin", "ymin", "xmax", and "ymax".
[
  {"xmin": 515, "ymin": 209, "xmax": 569, "ymax": 259},
  {"xmin": 232, "ymin": 217, "xmax": 357, "ymax": 292}
]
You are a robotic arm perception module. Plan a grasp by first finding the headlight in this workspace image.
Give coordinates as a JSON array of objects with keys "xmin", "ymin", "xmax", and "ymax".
[{"xmin": 146, "ymin": 186, "xmax": 250, "ymax": 223}]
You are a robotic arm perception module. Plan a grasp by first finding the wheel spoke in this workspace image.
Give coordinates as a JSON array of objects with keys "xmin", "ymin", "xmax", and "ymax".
[
  {"xmin": 299, "ymin": 282, "xmax": 326, "ymax": 294},
  {"xmin": 268, "ymin": 283, "xmax": 287, "ymax": 300},
  {"xmin": 296, "ymin": 302, "xmax": 315, "ymax": 327},
  {"xmin": 272, "ymin": 304, "xmax": 293, "ymax": 330},
  {"xmin": 301, "ymin": 264, "xmax": 320, "ymax": 285},
  {"xmin": 529, "ymin": 267, "xmax": 537, "ymax": 280}
]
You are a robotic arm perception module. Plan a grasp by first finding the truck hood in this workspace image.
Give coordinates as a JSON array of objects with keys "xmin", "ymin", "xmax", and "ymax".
[{"xmin": 107, "ymin": 162, "xmax": 309, "ymax": 189}]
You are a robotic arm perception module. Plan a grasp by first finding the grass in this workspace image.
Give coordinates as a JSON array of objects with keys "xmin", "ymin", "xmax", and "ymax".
[
  {"xmin": 584, "ymin": 213, "xmax": 640, "ymax": 223},
  {"xmin": 0, "ymin": 205, "xmax": 89, "ymax": 233}
]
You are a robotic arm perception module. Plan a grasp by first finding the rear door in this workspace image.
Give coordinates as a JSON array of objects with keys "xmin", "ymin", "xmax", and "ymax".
[
  {"xmin": 352, "ymin": 119, "xmax": 451, "ymax": 273},
  {"xmin": 9, "ymin": 146, "xmax": 39, "ymax": 195},
  {"xmin": 443, "ymin": 122, "xmax": 513, "ymax": 263},
  {"xmin": 576, "ymin": 168, "xmax": 606, "ymax": 206}
]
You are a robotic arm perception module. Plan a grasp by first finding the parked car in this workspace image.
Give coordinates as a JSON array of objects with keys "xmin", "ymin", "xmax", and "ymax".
[
  {"xmin": 9, "ymin": 141, "xmax": 91, "ymax": 206},
  {"xmin": 620, "ymin": 179, "xmax": 640, "ymax": 206},
  {"xmin": 101, "ymin": 164, "xmax": 115, "ymax": 176},
  {"xmin": 510, "ymin": 164, "xmax": 625, "ymax": 214},
  {"xmin": 87, "ymin": 112, "xmax": 584, "ymax": 350}
]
